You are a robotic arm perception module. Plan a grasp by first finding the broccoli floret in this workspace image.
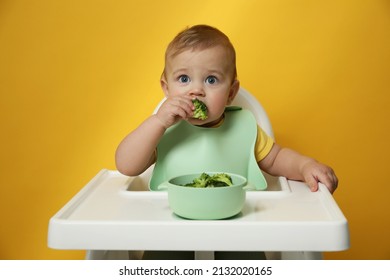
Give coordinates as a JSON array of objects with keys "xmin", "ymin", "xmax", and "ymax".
[
  {"xmin": 208, "ymin": 173, "xmax": 233, "ymax": 187},
  {"xmin": 185, "ymin": 172, "xmax": 210, "ymax": 188},
  {"xmin": 184, "ymin": 173, "xmax": 233, "ymax": 188},
  {"xmin": 192, "ymin": 99, "xmax": 208, "ymax": 120}
]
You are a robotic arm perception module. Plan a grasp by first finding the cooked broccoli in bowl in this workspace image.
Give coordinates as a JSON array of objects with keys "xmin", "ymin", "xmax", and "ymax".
[
  {"xmin": 184, "ymin": 173, "xmax": 233, "ymax": 188},
  {"xmin": 192, "ymin": 99, "xmax": 208, "ymax": 120}
]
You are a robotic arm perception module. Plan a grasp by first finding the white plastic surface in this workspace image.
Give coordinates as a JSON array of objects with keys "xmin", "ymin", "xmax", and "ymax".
[{"xmin": 48, "ymin": 169, "xmax": 349, "ymax": 252}]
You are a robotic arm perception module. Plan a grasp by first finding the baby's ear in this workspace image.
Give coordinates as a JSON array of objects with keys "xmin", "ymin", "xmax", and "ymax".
[
  {"xmin": 160, "ymin": 78, "xmax": 169, "ymax": 97},
  {"xmin": 227, "ymin": 80, "xmax": 240, "ymax": 105}
]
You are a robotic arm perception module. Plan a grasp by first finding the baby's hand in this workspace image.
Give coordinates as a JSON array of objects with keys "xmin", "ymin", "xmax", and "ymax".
[
  {"xmin": 155, "ymin": 95, "xmax": 194, "ymax": 128},
  {"xmin": 301, "ymin": 160, "xmax": 338, "ymax": 194}
]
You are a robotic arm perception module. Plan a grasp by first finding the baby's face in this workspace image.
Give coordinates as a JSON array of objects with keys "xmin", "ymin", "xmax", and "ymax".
[{"xmin": 162, "ymin": 46, "xmax": 238, "ymax": 126}]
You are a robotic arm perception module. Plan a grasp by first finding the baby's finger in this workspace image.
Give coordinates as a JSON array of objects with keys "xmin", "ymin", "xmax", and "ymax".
[
  {"xmin": 305, "ymin": 174, "xmax": 319, "ymax": 192},
  {"xmin": 172, "ymin": 96, "xmax": 195, "ymax": 116},
  {"xmin": 332, "ymin": 173, "xmax": 339, "ymax": 190},
  {"xmin": 317, "ymin": 172, "xmax": 337, "ymax": 194}
]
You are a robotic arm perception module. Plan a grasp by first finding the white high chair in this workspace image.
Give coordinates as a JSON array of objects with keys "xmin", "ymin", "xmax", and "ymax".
[
  {"xmin": 48, "ymin": 87, "xmax": 349, "ymax": 260},
  {"xmin": 84, "ymin": 87, "xmax": 321, "ymax": 260}
]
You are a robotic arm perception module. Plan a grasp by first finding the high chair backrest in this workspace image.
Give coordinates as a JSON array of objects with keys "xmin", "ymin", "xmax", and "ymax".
[
  {"xmin": 153, "ymin": 87, "xmax": 274, "ymax": 138},
  {"xmin": 230, "ymin": 87, "xmax": 274, "ymax": 139}
]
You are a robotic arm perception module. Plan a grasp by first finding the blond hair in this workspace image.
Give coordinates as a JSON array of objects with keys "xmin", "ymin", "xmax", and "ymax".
[{"xmin": 163, "ymin": 25, "xmax": 237, "ymax": 80}]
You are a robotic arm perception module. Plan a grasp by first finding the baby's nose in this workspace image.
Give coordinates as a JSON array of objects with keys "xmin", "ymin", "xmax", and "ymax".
[{"xmin": 189, "ymin": 87, "xmax": 205, "ymax": 97}]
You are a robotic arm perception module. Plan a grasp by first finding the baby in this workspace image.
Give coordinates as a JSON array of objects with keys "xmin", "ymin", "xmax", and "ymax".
[
  {"xmin": 115, "ymin": 24, "xmax": 338, "ymax": 194},
  {"xmin": 115, "ymin": 25, "xmax": 338, "ymax": 260}
]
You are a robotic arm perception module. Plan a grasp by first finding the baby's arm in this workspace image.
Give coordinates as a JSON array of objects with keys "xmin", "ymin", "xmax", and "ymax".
[
  {"xmin": 115, "ymin": 95, "xmax": 194, "ymax": 176},
  {"xmin": 258, "ymin": 144, "xmax": 338, "ymax": 193},
  {"xmin": 115, "ymin": 115, "xmax": 166, "ymax": 176}
]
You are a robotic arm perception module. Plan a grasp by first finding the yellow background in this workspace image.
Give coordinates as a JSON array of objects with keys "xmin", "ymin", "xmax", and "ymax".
[{"xmin": 1, "ymin": 0, "xmax": 389, "ymax": 259}]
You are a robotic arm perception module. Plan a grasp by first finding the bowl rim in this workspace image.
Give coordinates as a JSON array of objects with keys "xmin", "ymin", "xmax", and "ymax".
[{"xmin": 167, "ymin": 171, "xmax": 248, "ymax": 188}]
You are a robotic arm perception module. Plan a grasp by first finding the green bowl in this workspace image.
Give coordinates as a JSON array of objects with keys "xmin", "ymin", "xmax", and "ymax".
[{"xmin": 159, "ymin": 172, "xmax": 247, "ymax": 220}]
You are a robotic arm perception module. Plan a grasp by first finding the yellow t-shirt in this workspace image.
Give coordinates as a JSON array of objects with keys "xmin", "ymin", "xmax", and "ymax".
[{"xmin": 255, "ymin": 125, "xmax": 274, "ymax": 162}]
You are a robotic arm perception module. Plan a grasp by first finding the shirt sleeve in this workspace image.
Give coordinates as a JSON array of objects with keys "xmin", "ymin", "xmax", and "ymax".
[{"xmin": 255, "ymin": 125, "xmax": 274, "ymax": 162}]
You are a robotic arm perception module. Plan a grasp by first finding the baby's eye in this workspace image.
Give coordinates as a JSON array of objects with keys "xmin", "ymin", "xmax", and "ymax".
[
  {"xmin": 178, "ymin": 75, "xmax": 190, "ymax": 83},
  {"xmin": 205, "ymin": 76, "xmax": 218, "ymax": 84}
]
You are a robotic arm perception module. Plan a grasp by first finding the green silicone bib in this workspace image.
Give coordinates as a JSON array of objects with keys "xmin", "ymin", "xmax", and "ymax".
[{"xmin": 149, "ymin": 108, "xmax": 267, "ymax": 191}]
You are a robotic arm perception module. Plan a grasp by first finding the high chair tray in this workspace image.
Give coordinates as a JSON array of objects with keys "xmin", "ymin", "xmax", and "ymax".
[{"xmin": 48, "ymin": 169, "xmax": 349, "ymax": 251}]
